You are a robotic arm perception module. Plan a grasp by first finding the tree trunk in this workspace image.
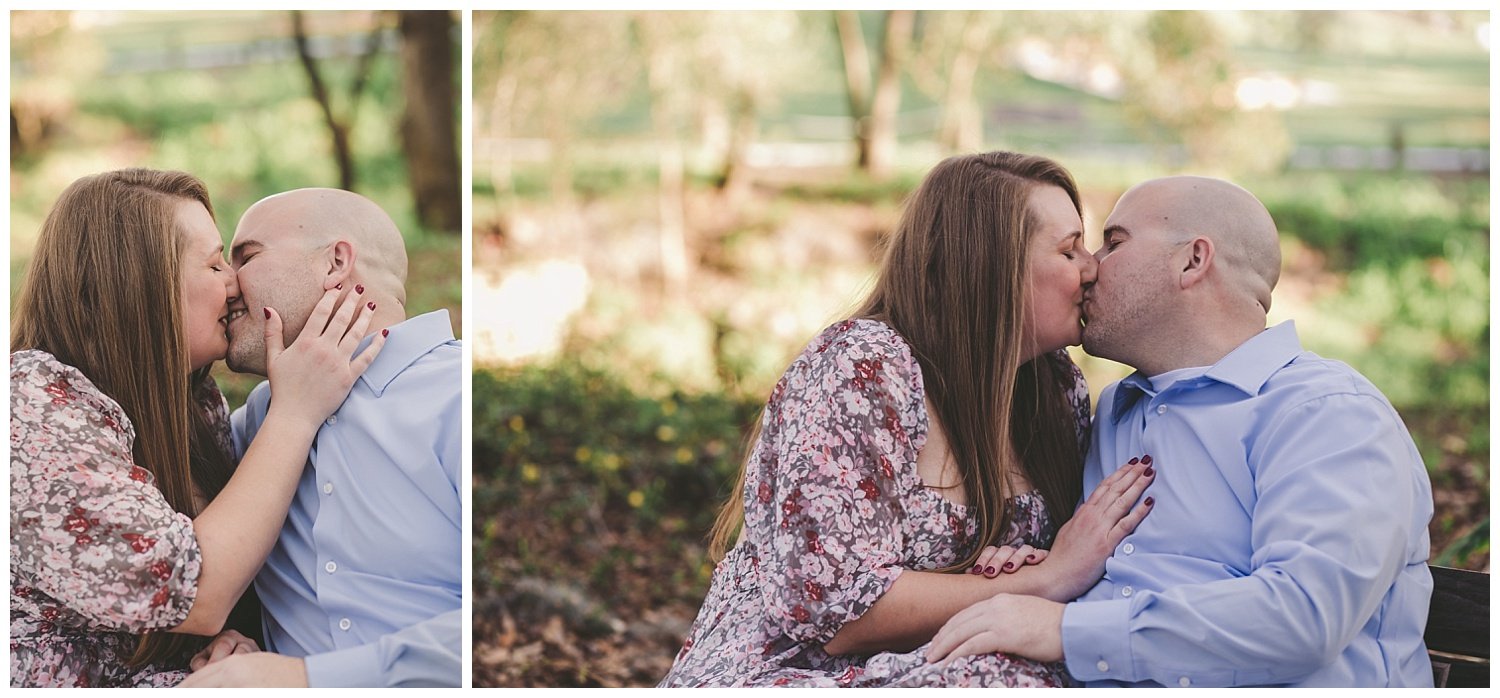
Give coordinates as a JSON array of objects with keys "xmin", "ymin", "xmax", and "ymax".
[
  {"xmin": 291, "ymin": 10, "xmax": 357, "ymax": 191},
  {"xmin": 487, "ymin": 71, "xmax": 518, "ymax": 206},
  {"xmin": 940, "ymin": 12, "xmax": 990, "ymax": 154},
  {"xmin": 865, "ymin": 10, "xmax": 914, "ymax": 180},
  {"xmin": 398, "ymin": 10, "xmax": 461, "ymax": 233},
  {"xmin": 834, "ymin": 11, "xmax": 873, "ymax": 170},
  {"xmin": 639, "ymin": 17, "xmax": 689, "ymax": 298},
  {"xmin": 716, "ymin": 90, "xmax": 758, "ymax": 206}
]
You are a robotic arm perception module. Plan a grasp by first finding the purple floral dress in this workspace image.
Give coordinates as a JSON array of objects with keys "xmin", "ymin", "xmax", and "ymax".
[
  {"xmin": 9, "ymin": 349, "xmax": 228, "ymax": 687},
  {"xmin": 660, "ymin": 319, "xmax": 1091, "ymax": 687}
]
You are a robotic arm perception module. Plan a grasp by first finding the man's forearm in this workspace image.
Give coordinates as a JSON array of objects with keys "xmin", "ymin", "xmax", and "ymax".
[{"xmin": 304, "ymin": 608, "xmax": 461, "ymax": 687}]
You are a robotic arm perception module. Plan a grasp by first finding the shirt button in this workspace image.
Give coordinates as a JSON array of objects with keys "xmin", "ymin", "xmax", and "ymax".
[
  {"xmin": 325, "ymin": 561, "xmax": 337, "ymax": 573},
  {"xmin": 323, "ymin": 482, "xmax": 334, "ymax": 495},
  {"xmin": 1121, "ymin": 586, "xmax": 1133, "ymax": 597},
  {"xmin": 326, "ymin": 415, "xmax": 338, "ymax": 426},
  {"xmin": 1156, "ymin": 404, "xmax": 1168, "ymax": 415},
  {"xmin": 1122, "ymin": 543, "xmax": 1135, "ymax": 554},
  {"xmin": 1096, "ymin": 660, "xmax": 1109, "ymax": 672},
  {"xmin": 1178, "ymin": 677, "xmax": 1191, "ymax": 687},
  {"xmin": 339, "ymin": 618, "xmax": 351, "ymax": 631}
]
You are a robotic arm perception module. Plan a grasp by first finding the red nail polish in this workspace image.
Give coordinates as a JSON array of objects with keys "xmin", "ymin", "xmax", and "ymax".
[
  {"xmin": 336, "ymin": 283, "xmax": 343, "ymax": 290},
  {"xmin": 1003, "ymin": 562, "xmax": 1015, "ymax": 571},
  {"xmin": 381, "ymin": 329, "xmax": 389, "ymax": 337},
  {"xmin": 1026, "ymin": 554, "xmax": 1036, "ymax": 561},
  {"xmin": 1128, "ymin": 457, "xmax": 1140, "ymax": 465},
  {"xmin": 355, "ymin": 284, "xmax": 365, "ymax": 294},
  {"xmin": 971, "ymin": 565, "xmax": 983, "ymax": 574},
  {"xmin": 1145, "ymin": 496, "xmax": 1155, "ymax": 507},
  {"xmin": 263, "ymin": 308, "xmax": 271, "ymax": 319},
  {"xmin": 985, "ymin": 566, "xmax": 997, "ymax": 575},
  {"xmin": 367, "ymin": 301, "xmax": 376, "ymax": 310},
  {"xmin": 1144, "ymin": 467, "xmax": 1155, "ymax": 477},
  {"xmin": 1141, "ymin": 455, "xmax": 1153, "ymax": 465}
]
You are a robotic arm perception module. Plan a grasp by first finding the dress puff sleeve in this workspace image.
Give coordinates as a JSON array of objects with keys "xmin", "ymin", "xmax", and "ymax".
[
  {"xmin": 741, "ymin": 320, "xmax": 928, "ymax": 645},
  {"xmin": 9, "ymin": 350, "xmax": 202, "ymax": 634}
]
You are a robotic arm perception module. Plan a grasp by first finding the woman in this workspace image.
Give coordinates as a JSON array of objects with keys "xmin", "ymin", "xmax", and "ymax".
[
  {"xmin": 9, "ymin": 169, "xmax": 385, "ymax": 687},
  {"xmin": 660, "ymin": 152, "xmax": 1155, "ymax": 687}
]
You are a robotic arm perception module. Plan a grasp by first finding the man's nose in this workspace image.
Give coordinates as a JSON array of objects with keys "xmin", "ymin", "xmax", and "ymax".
[
  {"xmin": 225, "ymin": 268, "xmax": 241, "ymax": 300},
  {"xmin": 1080, "ymin": 250, "xmax": 1099, "ymax": 284}
]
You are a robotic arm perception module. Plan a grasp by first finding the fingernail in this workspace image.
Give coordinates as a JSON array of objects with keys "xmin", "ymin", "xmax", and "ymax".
[
  {"xmin": 1145, "ymin": 496, "xmax": 1155, "ymax": 507},
  {"xmin": 1144, "ymin": 467, "xmax": 1155, "ymax": 477},
  {"xmin": 367, "ymin": 301, "xmax": 376, "ymax": 310},
  {"xmin": 356, "ymin": 284, "xmax": 365, "ymax": 294},
  {"xmin": 1026, "ymin": 554, "xmax": 1036, "ymax": 561},
  {"xmin": 263, "ymin": 308, "xmax": 271, "ymax": 319},
  {"xmin": 1003, "ymin": 562, "xmax": 1015, "ymax": 571},
  {"xmin": 336, "ymin": 283, "xmax": 343, "ymax": 290},
  {"xmin": 1141, "ymin": 454, "xmax": 1153, "ymax": 465},
  {"xmin": 971, "ymin": 565, "xmax": 983, "ymax": 574},
  {"xmin": 381, "ymin": 329, "xmax": 389, "ymax": 337},
  {"xmin": 985, "ymin": 566, "xmax": 996, "ymax": 575},
  {"xmin": 1128, "ymin": 457, "xmax": 1139, "ymax": 465}
]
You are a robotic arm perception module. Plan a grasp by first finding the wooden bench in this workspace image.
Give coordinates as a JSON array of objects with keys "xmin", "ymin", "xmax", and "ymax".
[{"xmin": 1426, "ymin": 565, "xmax": 1489, "ymax": 687}]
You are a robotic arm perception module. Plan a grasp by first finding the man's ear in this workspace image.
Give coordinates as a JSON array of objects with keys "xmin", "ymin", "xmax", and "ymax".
[
  {"xmin": 322, "ymin": 240, "xmax": 356, "ymax": 291},
  {"xmin": 1178, "ymin": 237, "xmax": 1214, "ymax": 289}
]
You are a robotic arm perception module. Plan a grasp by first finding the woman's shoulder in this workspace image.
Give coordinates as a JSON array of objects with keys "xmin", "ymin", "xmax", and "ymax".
[
  {"xmin": 797, "ymin": 317, "xmax": 919, "ymax": 372},
  {"xmin": 11, "ymin": 348, "xmax": 135, "ymax": 441},
  {"xmin": 773, "ymin": 317, "xmax": 927, "ymax": 412}
]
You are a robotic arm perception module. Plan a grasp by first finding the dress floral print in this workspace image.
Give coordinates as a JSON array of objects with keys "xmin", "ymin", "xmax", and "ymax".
[
  {"xmin": 9, "ymin": 349, "xmax": 224, "ymax": 687},
  {"xmin": 660, "ymin": 319, "xmax": 1091, "ymax": 687}
]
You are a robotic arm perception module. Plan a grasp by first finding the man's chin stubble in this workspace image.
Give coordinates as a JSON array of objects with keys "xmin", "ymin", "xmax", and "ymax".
[{"xmin": 225, "ymin": 345, "xmax": 267, "ymax": 377}]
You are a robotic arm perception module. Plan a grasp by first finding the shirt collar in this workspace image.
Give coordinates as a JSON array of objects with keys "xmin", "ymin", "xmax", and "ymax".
[
  {"xmin": 1111, "ymin": 321, "xmax": 1303, "ymax": 421},
  {"xmin": 356, "ymin": 309, "xmax": 457, "ymax": 397}
]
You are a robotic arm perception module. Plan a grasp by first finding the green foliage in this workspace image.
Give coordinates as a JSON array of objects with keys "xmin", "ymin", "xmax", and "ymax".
[
  {"xmin": 1255, "ymin": 173, "xmax": 1489, "ymax": 413},
  {"xmin": 780, "ymin": 170, "xmax": 925, "ymax": 205},
  {"xmin": 1433, "ymin": 519, "xmax": 1489, "ymax": 569},
  {"xmin": 1262, "ymin": 173, "xmax": 1489, "ymax": 270},
  {"xmin": 1305, "ymin": 253, "xmax": 1488, "ymax": 409},
  {"xmin": 473, "ymin": 363, "xmax": 762, "ymax": 534}
]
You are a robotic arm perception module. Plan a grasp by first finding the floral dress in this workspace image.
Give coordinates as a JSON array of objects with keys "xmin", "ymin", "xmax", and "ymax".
[
  {"xmin": 9, "ymin": 349, "xmax": 228, "ymax": 687},
  {"xmin": 659, "ymin": 319, "xmax": 1091, "ymax": 687}
]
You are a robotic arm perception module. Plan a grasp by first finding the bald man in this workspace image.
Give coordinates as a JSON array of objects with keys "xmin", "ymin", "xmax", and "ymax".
[
  {"xmin": 186, "ymin": 189, "xmax": 461, "ymax": 687},
  {"xmin": 924, "ymin": 177, "xmax": 1434, "ymax": 687}
]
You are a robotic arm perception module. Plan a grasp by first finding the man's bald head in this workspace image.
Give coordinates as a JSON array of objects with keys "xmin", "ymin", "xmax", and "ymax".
[
  {"xmin": 236, "ymin": 188, "xmax": 409, "ymax": 297},
  {"xmin": 1117, "ymin": 175, "xmax": 1280, "ymax": 311},
  {"xmin": 1083, "ymin": 175, "xmax": 1284, "ymax": 375}
]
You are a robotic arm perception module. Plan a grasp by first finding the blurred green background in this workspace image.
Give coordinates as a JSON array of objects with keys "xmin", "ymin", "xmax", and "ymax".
[
  {"xmin": 471, "ymin": 10, "xmax": 1489, "ymax": 687},
  {"xmin": 10, "ymin": 9, "xmax": 461, "ymax": 406}
]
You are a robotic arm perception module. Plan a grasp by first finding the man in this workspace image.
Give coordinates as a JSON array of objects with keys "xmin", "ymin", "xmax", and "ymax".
[
  {"xmin": 927, "ymin": 176, "xmax": 1434, "ymax": 687},
  {"xmin": 181, "ymin": 189, "xmax": 461, "ymax": 687}
]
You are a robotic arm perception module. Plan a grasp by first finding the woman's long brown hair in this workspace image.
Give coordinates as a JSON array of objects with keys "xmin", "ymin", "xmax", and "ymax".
[
  {"xmin": 12, "ymin": 168, "xmax": 235, "ymax": 666},
  {"xmin": 709, "ymin": 152, "xmax": 1085, "ymax": 573}
]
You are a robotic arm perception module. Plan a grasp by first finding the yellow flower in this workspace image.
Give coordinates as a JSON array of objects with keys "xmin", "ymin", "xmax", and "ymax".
[
  {"xmin": 661, "ymin": 399, "xmax": 678, "ymax": 416},
  {"xmin": 508, "ymin": 415, "xmax": 525, "ymax": 432},
  {"xmin": 627, "ymin": 490, "xmax": 646, "ymax": 508},
  {"xmin": 656, "ymin": 425, "xmax": 677, "ymax": 442},
  {"xmin": 575, "ymin": 446, "xmax": 592, "ymax": 463},
  {"xmin": 675, "ymin": 447, "xmax": 694, "ymax": 464},
  {"xmin": 602, "ymin": 453, "xmax": 622, "ymax": 471},
  {"xmin": 521, "ymin": 463, "xmax": 540, "ymax": 483}
]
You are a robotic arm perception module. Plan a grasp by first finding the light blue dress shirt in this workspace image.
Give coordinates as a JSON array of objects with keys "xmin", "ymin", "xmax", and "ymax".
[
  {"xmin": 232, "ymin": 310, "xmax": 462, "ymax": 687},
  {"xmin": 1062, "ymin": 321, "xmax": 1434, "ymax": 687}
]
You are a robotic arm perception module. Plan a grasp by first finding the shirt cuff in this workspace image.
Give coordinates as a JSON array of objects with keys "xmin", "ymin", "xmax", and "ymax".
[
  {"xmin": 1062, "ymin": 598, "xmax": 1136, "ymax": 683},
  {"xmin": 303, "ymin": 641, "xmax": 383, "ymax": 688}
]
